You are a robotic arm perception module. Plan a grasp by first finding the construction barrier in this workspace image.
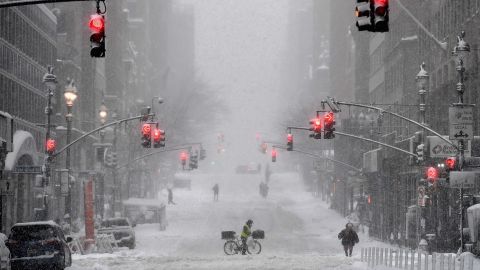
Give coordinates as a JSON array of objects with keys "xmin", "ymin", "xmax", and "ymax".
[{"xmin": 361, "ymin": 247, "xmax": 476, "ymax": 270}]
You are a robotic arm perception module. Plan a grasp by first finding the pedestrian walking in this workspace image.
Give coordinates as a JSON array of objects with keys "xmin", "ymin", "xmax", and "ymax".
[
  {"xmin": 212, "ymin": 183, "xmax": 219, "ymax": 201},
  {"xmin": 338, "ymin": 222, "xmax": 359, "ymax": 257},
  {"xmin": 168, "ymin": 188, "xmax": 176, "ymax": 205}
]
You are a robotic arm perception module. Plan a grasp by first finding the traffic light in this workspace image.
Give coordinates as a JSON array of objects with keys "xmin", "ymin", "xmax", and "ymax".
[
  {"xmin": 373, "ymin": 0, "xmax": 389, "ymax": 32},
  {"xmin": 286, "ymin": 133, "xmax": 293, "ymax": 151},
  {"xmin": 46, "ymin": 139, "xmax": 56, "ymax": 155},
  {"xmin": 189, "ymin": 154, "xmax": 198, "ymax": 169},
  {"xmin": 89, "ymin": 13, "xmax": 106, "ymax": 57},
  {"xmin": 110, "ymin": 152, "xmax": 117, "ymax": 168},
  {"xmin": 426, "ymin": 166, "xmax": 439, "ymax": 184},
  {"xmin": 355, "ymin": 0, "xmax": 372, "ymax": 31},
  {"xmin": 445, "ymin": 157, "xmax": 458, "ymax": 171},
  {"xmin": 152, "ymin": 128, "xmax": 166, "ymax": 148},
  {"xmin": 416, "ymin": 143, "xmax": 425, "ymax": 162},
  {"xmin": 141, "ymin": 123, "xmax": 151, "ymax": 148},
  {"xmin": 180, "ymin": 151, "xmax": 188, "ymax": 167},
  {"xmin": 271, "ymin": 148, "xmax": 277, "ymax": 162},
  {"xmin": 323, "ymin": 112, "xmax": 335, "ymax": 139},
  {"xmin": 309, "ymin": 118, "xmax": 322, "ymax": 139},
  {"xmin": 200, "ymin": 148, "xmax": 206, "ymax": 160}
]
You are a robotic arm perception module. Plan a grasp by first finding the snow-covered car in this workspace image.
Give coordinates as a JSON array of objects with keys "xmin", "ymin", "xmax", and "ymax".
[
  {"xmin": 98, "ymin": 218, "xmax": 136, "ymax": 249},
  {"xmin": 6, "ymin": 221, "xmax": 72, "ymax": 270},
  {"xmin": 0, "ymin": 233, "xmax": 10, "ymax": 270}
]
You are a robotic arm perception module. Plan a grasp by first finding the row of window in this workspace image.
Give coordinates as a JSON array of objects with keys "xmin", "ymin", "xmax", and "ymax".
[
  {"xmin": 0, "ymin": 42, "xmax": 46, "ymax": 92},
  {"xmin": 0, "ymin": 8, "xmax": 56, "ymax": 68},
  {"xmin": 0, "ymin": 73, "xmax": 46, "ymax": 125}
]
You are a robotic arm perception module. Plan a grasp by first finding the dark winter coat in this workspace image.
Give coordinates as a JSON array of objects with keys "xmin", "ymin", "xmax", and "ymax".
[{"xmin": 338, "ymin": 229, "xmax": 359, "ymax": 246}]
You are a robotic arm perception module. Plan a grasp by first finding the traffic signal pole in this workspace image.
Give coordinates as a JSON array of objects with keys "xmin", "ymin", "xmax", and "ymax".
[
  {"xmin": 323, "ymin": 99, "xmax": 457, "ymax": 150},
  {"xmin": 0, "ymin": 0, "xmax": 93, "ymax": 8}
]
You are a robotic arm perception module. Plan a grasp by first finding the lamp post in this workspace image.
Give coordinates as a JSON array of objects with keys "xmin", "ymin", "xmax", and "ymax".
[
  {"xmin": 416, "ymin": 63, "xmax": 429, "ymax": 126},
  {"xmin": 42, "ymin": 66, "xmax": 57, "ymax": 219},
  {"xmin": 452, "ymin": 31, "xmax": 470, "ymax": 253},
  {"xmin": 64, "ymin": 79, "xmax": 78, "ymax": 221}
]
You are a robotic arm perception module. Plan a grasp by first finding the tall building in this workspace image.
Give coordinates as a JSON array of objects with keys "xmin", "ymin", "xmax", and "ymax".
[{"xmin": 0, "ymin": 4, "xmax": 57, "ymax": 231}]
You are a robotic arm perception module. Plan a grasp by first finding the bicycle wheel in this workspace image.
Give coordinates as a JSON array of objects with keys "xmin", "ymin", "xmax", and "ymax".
[
  {"xmin": 247, "ymin": 240, "xmax": 262, "ymax": 255},
  {"xmin": 224, "ymin": 240, "xmax": 238, "ymax": 255}
]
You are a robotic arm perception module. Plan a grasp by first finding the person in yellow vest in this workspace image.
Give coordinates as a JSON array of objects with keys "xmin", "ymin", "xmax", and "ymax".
[{"xmin": 240, "ymin": 219, "xmax": 253, "ymax": 255}]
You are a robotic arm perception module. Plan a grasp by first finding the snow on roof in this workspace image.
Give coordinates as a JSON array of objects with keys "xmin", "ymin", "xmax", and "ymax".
[{"xmin": 13, "ymin": 220, "xmax": 60, "ymax": 228}]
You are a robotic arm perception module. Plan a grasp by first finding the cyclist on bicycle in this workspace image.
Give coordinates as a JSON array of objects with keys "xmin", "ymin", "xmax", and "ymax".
[{"xmin": 240, "ymin": 219, "xmax": 253, "ymax": 255}]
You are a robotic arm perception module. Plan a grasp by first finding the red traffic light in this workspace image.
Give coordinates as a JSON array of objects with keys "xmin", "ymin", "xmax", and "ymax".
[
  {"xmin": 367, "ymin": 195, "xmax": 372, "ymax": 205},
  {"xmin": 426, "ymin": 167, "xmax": 438, "ymax": 181},
  {"xmin": 324, "ymin": 112, "xmax": 334, "ymax": 125},
  {"xmin": 446, "ymin": 157, "xmax": 456, "ymax": 170},
  {"xmin": 287, "ymin": 134, "xmax": 293, "ymax": 143},
  {"xmin": 153, "ymin": 128, "xmax": 162, "ymax": 141},
  {"xmin": 310, "ymin": 118, "xmax": 322, "ymax": 132},
  {"xmin": 180, "ymin": 151, "xmax": 188, "ymax": 161},
  {"xmin": 89, "ymin": 14, "xmax": 105, "ymax": 33},
  {"xmin": 46, "ymin": 139, "xmax": 56, "ymax": 154},
  {"xmin": 374, "ymin": 0, "xmax": 388, "ymax": 16},
  {"xmin": 271, "ymin": 149, "xmax": 277, "ymax": 157},
  {"xmin": 142, "ymin": 124, "xmax": 151, "ymax": 137}
]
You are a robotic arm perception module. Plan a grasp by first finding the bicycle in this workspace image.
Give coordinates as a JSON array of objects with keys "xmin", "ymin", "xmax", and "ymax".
[{"xmin": 223, "ymin": 235, "xmax": 262, "ymax": 255}]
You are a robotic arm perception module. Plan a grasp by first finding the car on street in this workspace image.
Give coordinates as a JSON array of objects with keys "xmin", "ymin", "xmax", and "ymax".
[
  {"xmin": 235, "ymin": 163, "xmax": 261, "ymax": 174},
  {"xmin": 6, "ymin": 221, "xmax": 72, "ymax": 270},
  {"xmin": 98, "ymin": 217, "xmax": 136, "ymax": 249}
]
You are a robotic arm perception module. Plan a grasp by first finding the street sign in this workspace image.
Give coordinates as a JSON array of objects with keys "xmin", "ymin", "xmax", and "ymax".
[
  {"xmin": 464, "ymin": 157, "xmax": 480, "ymax": 167},
  {"xmin": 12, "ymin": 166, "xmax": 42, "ymax": 174},
  {"xmin": 449, "ymin": 106, "xmax": 474, "ymax": 140},
  {"xmin": 449, "ymin": 171, "xmax": 476, "ymax": 189},
  {"xmin": 428, "ymin": 136, "xmax": 471, "ymax": 158}
]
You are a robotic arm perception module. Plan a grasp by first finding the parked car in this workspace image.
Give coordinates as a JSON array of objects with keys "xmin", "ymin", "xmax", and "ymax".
[
  {"xmin": 6, "ymin": 221, "xmax": 72, "ymax": 270},
  {"xmin": 98, "ymin": 217, "xmax": 136, "ymax": 249},
  {"xmin": 0, "ymin": 233, "xmax": 11, "ymax": 270}
]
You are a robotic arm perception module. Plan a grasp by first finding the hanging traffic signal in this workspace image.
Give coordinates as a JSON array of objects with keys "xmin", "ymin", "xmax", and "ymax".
[
  {"xmin": 367, "ymin": 194, "xmax": 372, "ymax": 205},
  {"xmin": 189, "ymin": 154, "xmax": 198, "ymax": 169},
  {"xmin": 200, "ymin": 148, "xmax": 206, "ymax": 160},
  {"xmin": 46, "ymin": 139, "xmax": 56, "ymax": 155},
  {"xmin": 324, "ymin": 112, "xmax": 336, "ymax": 139},
  {"xmin": 445, "ymin": 157, "xmax": 458, "ymax": 171},
  {"xmin": 271, "ymin": 148, "xmax": 277, "ymax": 162},
  {"xmin": 152, "ymin": 128, "xmax": 166, "ymax": 148},
  {"xmin": 141, "ymin": 123, "xmax": 152, "ymax": 148},
  {"xmin": 286, "ymin": 133, "xmax": 293, "ymax": 151},
  {"xmin": 309, "ymin": 118, "xmax": 322, "ymax": 139},
  {"xmin": 355, "ymin": 0, "xmax": 372, "ymax": 31},
  {"xmin": 426, "ymin": 166, "xmax": 438, "ymax": 183},
  {"xmin": 373, "ymin": 0, "xmax": 389, "ymax": 32},
  {"xmin": 180, "ymin": 151, "xmax": 188, "ymax": 167},
  {"xmin": 89, "ymin": 14, "xmax": 106, "ymax": 57},
  {"xmin": 416, "ymin": 144, "xmax": 425, "ymax": 162}
]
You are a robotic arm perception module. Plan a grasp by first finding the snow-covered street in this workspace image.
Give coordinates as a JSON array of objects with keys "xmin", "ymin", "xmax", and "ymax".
[{"xmin": 70, "ymin": 172, "xmax": 375, "ymax": 269}]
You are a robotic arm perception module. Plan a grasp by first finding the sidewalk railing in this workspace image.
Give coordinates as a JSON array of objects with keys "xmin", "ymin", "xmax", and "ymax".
[
  {"xmin": 95, "ymin": 234, "xmax": 119, "ymax": 253},
  {"xmin": 361, "ymin": 247, "xmax": 476, "ymax": 270}
]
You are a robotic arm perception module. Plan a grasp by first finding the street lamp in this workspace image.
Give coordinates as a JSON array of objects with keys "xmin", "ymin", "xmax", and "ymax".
[
  {"xmin": 99, "ymin": 102, "xmax": 108, "ymax": 124},
  {"xmin": 452, "ymin": 31, "xmax": 470, "ymax": 253},
  {"xmin": 41, "ymin": 66, "xmax": 57, "ymax": 220},
  {"xmin": 416, "ymin": 63, "xmax": 429, "ymax": 125},
  {"xmin": 452, "ymin": 31, "xmax": 470, "ymax": 105},
  {"xmin": 64, "ymin": 79, "xmax": 78, "ymax": 222}
]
